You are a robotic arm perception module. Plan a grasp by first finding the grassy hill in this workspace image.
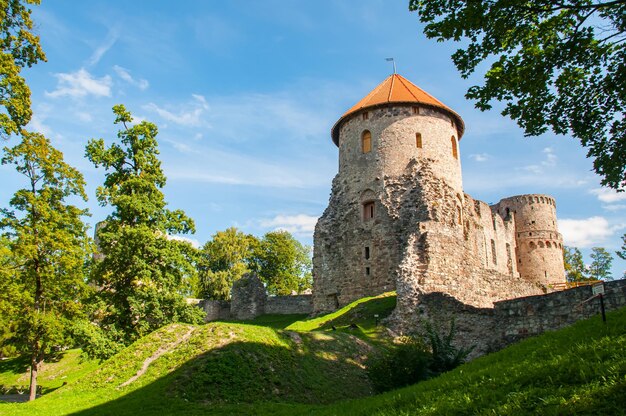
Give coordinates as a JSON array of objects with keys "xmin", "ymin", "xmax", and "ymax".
[{"xmin": 1, "ymin": 293, "xmax": 625, "ymax": 415}]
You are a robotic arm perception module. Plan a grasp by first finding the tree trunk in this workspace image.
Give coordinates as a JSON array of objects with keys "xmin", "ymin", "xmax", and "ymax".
[{"xmin": 28, "ymin": 354, "xmax": 39, "ymax": 401}]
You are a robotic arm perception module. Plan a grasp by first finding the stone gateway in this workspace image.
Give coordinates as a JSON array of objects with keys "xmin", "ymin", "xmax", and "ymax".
[{"xmin": 312, "ymin": 74, "xmax": 566, "ymax": 318}]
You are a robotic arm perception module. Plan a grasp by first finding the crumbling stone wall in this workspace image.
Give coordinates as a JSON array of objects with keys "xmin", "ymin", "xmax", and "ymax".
[
  {"xmin": 265, "ymin": 295, "xmax": 313, "ymax": 315},
  {"xmin": 197, "ymin": 299, "xmax": 231, "ymax": 322},
  {"xmin": 230, "ymin": 273, "xmax": 266, "ymax": 320},
  {"xmin": 393, "ymin": 280, "xmax": 626, "ymax": 357}
]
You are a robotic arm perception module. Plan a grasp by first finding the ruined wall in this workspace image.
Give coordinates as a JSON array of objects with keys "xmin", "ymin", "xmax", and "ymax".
[
  {"xmin": 265, "ymin": 295, "xmax": 313, "ymax": 315},
  {"xmin": 394, "ymin": 279, "xmax": 626, "ymax": 357},
  {"xmin": 230, "ymin": 273, "xmax": 266, "ymax": 320},
  {"xmin": 197, "ymin": 299, "xmax": 231, "ymax": 322}
]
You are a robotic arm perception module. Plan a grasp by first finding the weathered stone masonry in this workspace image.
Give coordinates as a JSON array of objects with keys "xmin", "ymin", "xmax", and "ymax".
[{"xmin": 312, "ymin": 74, "xmax": 566, "ymax": 323}]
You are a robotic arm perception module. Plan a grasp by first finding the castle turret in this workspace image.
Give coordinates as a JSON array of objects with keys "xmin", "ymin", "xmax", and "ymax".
[
  {"xmin": 494, "ymin": 195, "xmax": 565, "ymax": 286},
  {"xmin": 331, "ymin": 74, "xmax": 465, "ymax": 195}
]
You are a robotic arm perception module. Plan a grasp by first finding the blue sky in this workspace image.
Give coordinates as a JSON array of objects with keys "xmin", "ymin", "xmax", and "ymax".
[{"xmin": 2, "ymin": 0, "xmax": 625, "ymax": 277}]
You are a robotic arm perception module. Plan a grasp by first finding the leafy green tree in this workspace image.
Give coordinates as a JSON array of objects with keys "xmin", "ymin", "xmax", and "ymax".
[
  {"xmin": 85, "ymin": 105, "xmax": 203, "ymax": 357},
  {"xmin": 251, "ymin": 230, "xmax": 312, "ymax": 295},
  {"xmin": 588, "ymin": 247, "xmax": 613, "ymax": 281},
  {"xmin": 0, "ymin": 235, "xmax": 18, "ymax": 358},
  {"xmin": 0, "ymin": 0, "xmax": 46, "ymax": 139},
  {"xmin": 563, "ymin": 246, "xmax": 588, "ymax": 282},
  {"xmin": 409, "ymin": 0, "xmax": 626, "ymax": 189},
  {"xmin": 0, "ymin": 132, "xmax": 90, "ymax": 401},
  {"xmin": 197, "ymin": 227, "xmax": 257, "ymax": 300}
]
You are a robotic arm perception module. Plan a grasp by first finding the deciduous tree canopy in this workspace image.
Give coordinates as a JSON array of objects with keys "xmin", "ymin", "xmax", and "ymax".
[
  {"xmin": 0, "ymin": 0, "xmax": 46, "ymax": 139},
  {"xmin": 410, "ymin": 0, "xmax": 626, "ymax": 189},
  {"xmin": 0, "ymin": 132, "xmax": 90, "ymax": 400},
  {"xmin": 84, "ymin": 105, "xmax": 203, "ymax": 358}
]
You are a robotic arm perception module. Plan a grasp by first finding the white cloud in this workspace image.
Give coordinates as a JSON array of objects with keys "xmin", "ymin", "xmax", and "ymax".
[
  {"xmin": 87, "ymin": 28, "xmax": 119, "ymax": 66},
  {"xmin": 603, "ymin": 204, "xmax": 626, "ymax": 211},
  {"xmin": 520, "ymin": 147, "xmax": 558, "ymax": 174},
  {"xmin": 144, "ymin": 94, "xmax": 208, "ymax": 127},
  {"xmin": 469, "ymin": 153, "xmax": 489, "ymax": 162},
  {"xmin": 558, "ymin": 216, "xmax": 625, "ymax": 248},
  {"xmin": 46, "ymin": 68, "xmax": 112, "ymax": 98},
  {"xmin": 590, "ymin": 187, "xmax": 626, "ymax": 203},
  {"xmin": 259, "ymin": 214, "xmax": 318, "ymax": 235},
  {"xmin": 113, "ymin": 65, "xmax": 149, "ymax": 90}
]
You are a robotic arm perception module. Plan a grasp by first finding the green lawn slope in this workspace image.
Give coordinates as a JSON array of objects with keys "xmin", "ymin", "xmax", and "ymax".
[{"xmin": 1, "ymin": 296, "xmax": 624, "ymax": 415}]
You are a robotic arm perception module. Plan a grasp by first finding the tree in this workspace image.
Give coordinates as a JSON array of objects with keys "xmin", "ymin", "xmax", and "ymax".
[
  {"xmin": 618, "ymin": 235, "xmax": 626, "ymax": 279},
  {"xmin": 563, "ymin": 246, "xmax": 588, "ymax": 282},
  {"xmin": 409, "ymin": 0, "xmax": 626, "ymax": 189},
  {"xmin": 85, "ymin": 105, "xmax": 203, "ymax": 357},
  {"xmin": 0, "ymin": 132, "xmax": 90, "ymax": 401},
  {"xmin": 588, "ymin": 247, "xmax": 613, "ymax": 280},
  {"xmin": 197, "ymin": 227, "xmax": 257, "ymax": 300},
  {"xmin": 251, "ymin": 230, "xmax": 312, "ymax": 295},
  {"xmin": 0, "ymin": 0, "xmax": 46, "ymax": 139}
]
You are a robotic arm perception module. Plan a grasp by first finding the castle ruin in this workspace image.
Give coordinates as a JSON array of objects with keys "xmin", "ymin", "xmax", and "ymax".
[{"xmin": 312, "ymin": 74, "xmax": 566, "ymax": 319}]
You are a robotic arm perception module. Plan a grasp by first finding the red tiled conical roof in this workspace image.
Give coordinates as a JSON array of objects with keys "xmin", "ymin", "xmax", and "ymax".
[{"xmin": 331, "ymin": 74, "xmax": 465, "ymax": 145}]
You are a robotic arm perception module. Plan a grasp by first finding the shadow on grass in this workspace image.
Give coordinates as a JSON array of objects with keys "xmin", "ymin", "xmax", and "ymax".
[
  {"xmin": 225, "ymin": 314, "xmax": 309, "ymax": 329},
  {"xmin": 67, "ymin": 331, "xmax": 372, "ymax": 416}
]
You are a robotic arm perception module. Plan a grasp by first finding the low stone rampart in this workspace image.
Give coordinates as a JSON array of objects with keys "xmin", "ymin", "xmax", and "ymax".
[
  {"xmin": 394, "ymin": 279, "xmax": 626, "ymax": 357},
  {"xmin": 265, "ymin": 295, "xmax": 313, "ymax": 315}
]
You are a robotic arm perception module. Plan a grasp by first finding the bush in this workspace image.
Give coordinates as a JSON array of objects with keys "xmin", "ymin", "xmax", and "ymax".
[
  {"xmin": 367, "ymin": 336, "xmax": 433, "ymax": 393},
  {"xmin": 367, "ymin": 319, "xmax": 474, "ymax": 393}
]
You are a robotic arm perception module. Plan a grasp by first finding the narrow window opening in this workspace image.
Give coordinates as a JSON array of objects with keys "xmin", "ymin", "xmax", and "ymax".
[
  {"xmin": 362, "ymin": 112, "xmax": 369, "ymax": 120},
  {"xmin": 451, "ymin": 136, "xmax": 458, "ymax": 159},
  {"xmin": 361, "ymin": 130, "xmax": 372, "ymax": 154},
  {"xmin": 363, "ymin": 201, "xmax": 375, "ymax": 221},
  {"xmin": 364, "ymin": 246, "xmax": 370, "ymax": 260},
  {"xmin": 415, "ymin": 132, "xmax": 422, "ymax": 148},
  {"xmin": 412, "ymin": 106, "xmax": 420, "ymax": 114},
  {"xmin": 365, "ymin": 267, "xmax": 370, "ymax": 276},
  {"xmin": 457, "ymin": 206, "xmax": 462, "ymax": 225}
]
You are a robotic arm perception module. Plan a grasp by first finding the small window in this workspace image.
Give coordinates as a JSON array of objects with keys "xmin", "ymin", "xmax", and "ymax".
[
  {"xmin": 363, "ymin": 201, "xmax": 375, "ymax": 221},
  {"xmin": 362, "ymin": 112, "xmax": 369, "ymax": 120},
  {"xmin": 450, "ymin": 118, "xmax": 455, "ymax": 127},
  {"xmin": 365, "ymin": 267, "xmax": 370, "ymax": 276},
  {"xmin": 457, "ymin": 206, "xmax": 462, "ymax": 225},
  {"xmin": 364, "ymin": 246, "xmax": 370, "ymax": 260},
  {"xmin": 361, "ymin": 130, "xmax": 372, "ymax": 154},
  {"xmin": 451, "ymin": 136, "xmax": 458, "ymax": 159},
  {"xmin": 415, "ymin": 132, "xmax": 422, "ymax": 148},
  {"xmin": 412, "ymin": 106, "xmax": 420, "ymax": 115}
]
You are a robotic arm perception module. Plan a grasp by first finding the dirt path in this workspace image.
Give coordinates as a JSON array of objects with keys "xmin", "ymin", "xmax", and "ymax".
[{"xmin": 119, "ymin": 326, "xmax": 196, "ymax": 388}]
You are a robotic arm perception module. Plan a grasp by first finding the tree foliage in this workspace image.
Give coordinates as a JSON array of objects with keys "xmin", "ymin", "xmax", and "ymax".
[
  {"xmin": 0, "ymin": 132, "xmax": 90, "ymax": 400},
  {"xmin": 563, "ymin": 246, "xmax": 588, "ymax": 282},
  {"xmin": 410, "ymin": 0, "xmax": 626, "ymax": 189},
  {"xmin": 0, "ymin": 0, "xmax": 46, "ymax": 139},
  {"xmin": 588, "ymin": 246, "xmax": 614, "ymax": 280},
  {"xmin": 197, "ymin": 227, "xmax": 257, "ymax": 300},
  {"xmin": 251, "ymin": 230, "xmax": 312, "ymax": 295},
  {"xmin": 84, "ymin": 105, "xmax": 203, "ymax": 358}
]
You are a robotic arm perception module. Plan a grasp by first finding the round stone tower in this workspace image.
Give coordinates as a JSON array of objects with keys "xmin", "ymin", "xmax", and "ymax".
[
  {"xmin": 495, "ymin": 194, "xmax": 565, "ymax": 286},
  {"xmin": 331, "ymin": 74, "xmax": 465, "ymax": 195},
  {"xmin": 313, "ymin": 74, "xmax": 467, "ymax": 312}
]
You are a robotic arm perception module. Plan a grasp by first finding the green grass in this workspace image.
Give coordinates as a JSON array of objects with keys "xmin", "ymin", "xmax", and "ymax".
[
  {"xmin": 1, "ymin": 299, "xmax": 625, "ymax": 415},
  {"xmin": 287, "ymin": 292, "xmax": 396, "ymax": 343},
  {"xmin": 0, "ymin": 349, "xmax": 98, "ymax": 394}
]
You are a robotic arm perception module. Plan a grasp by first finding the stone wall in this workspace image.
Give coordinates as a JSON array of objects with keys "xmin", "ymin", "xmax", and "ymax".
[
  {"xmin": 197, "ymin": 299, "xmax": 231, "ymax": 322},
  {"xmin": 265, "ymin": 295, "xmax": 313, "ymax": 315},
  {"xmin": 393, "ymin": 279, "xmax": 626, "ymax": 357},
  {"xmin": 200, "ymin": 273, "xmax": 313, "ymax": 321}
]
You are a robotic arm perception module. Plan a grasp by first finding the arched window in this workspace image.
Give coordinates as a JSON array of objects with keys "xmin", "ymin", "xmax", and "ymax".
[
  {"xmin": 546, "ymin": 241, "xmax": 551, "ymax": 248},
  {"xmin": 529, "ymin": 241, "xmax": 536, "ymax": 249},
  {"xmin": 538, "ymin": 241, "xmax": 545, "ymax": 248},
  {"xmin": 416, "ymin": 132, "xmax": 422, "ymax": 148},
  {"xmin": 451, "ymin": 136, "xmax": 458, "ymax": 159},
  {"xmin": 363, "ymin": 201, "xmax": 375, "ymax": 221},
  {"xmin": 361, "ymin": 130, "xmax": 372, "ymax": 154}
]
